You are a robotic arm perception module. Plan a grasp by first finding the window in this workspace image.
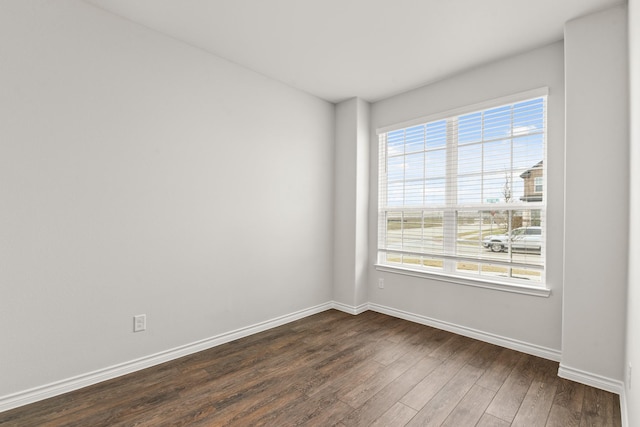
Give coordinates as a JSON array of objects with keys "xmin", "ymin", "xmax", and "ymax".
[
  {"xmin": 377, "ymin": 90, "xmax": 547, "ymax": 287},
  {"xmin": 534, "ymin": 177, "xmax": 543, "ymax": 193}
]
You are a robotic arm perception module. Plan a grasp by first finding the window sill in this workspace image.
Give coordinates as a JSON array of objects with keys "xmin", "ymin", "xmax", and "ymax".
[{"xmin": 374, "ymin": 264, "xmax": 551, "ymax": 297}]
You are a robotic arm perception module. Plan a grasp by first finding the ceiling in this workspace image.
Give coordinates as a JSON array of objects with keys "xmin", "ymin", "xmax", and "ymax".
[{"xmin": 84, "ymin": 0, "xmax": 624, "ymax": 103}]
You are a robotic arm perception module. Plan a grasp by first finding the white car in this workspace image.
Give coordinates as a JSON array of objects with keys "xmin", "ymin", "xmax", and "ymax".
[{"xmin": 482, "ymin": 226, "xmax": 542, "ymax": 253}]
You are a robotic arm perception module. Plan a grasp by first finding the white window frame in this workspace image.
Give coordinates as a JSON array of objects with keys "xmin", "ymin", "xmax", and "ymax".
[{"xmin": 376, "ymin": 88, "xmax": 550, "ymax": 297}]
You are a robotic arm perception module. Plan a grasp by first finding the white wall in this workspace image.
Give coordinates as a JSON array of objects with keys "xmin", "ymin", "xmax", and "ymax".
[
  {"xmin": 562, "ymin": 5, "xmax": 629, "ymax": 387},
  {"xmin": 355, "ymin": 99, "xmax": 371, "ymax": 307},
  {"xmin": 0, "ymin": 0, "xmax": 334, "ymax": 400},
  {"xmin": 626, "ymin": 0, "xmax": 640, "ymax": 423},
  {"xmin": 334, "ymin": 98, "xmax": 370, "ymax": 309},
  {"xmin": 368, "ymin": 43, "xmax": 565, "ymax": 355}
]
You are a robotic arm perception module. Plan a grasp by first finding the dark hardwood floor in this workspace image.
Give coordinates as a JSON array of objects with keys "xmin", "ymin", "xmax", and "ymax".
[{"xmin": 0, "ymin": 310, "xmax": 622, "ymax": 426}]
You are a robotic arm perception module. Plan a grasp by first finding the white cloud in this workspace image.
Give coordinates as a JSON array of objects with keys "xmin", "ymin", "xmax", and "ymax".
[{"xmin": 512, "ymin": 125, "xmax": 537, "ymax": 136}]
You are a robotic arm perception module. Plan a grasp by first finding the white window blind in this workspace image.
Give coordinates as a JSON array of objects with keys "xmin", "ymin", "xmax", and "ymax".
[{"xmin": 377, "ymin": 93, "xmax": 547, "ymax": 285}]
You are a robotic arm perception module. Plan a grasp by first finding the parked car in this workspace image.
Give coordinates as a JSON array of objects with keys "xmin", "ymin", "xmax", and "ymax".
[{"xmin": 482, "ymin": 226, "xmax": 542, "ymax": 253}]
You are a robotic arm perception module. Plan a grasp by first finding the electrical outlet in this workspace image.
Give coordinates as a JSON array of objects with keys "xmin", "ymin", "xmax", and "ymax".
[
  {"xmin": 134, "ymin": 314, "xmax": 146, "ymax": 332},
  {"xmin": 628, "ymin": 364, "xmax": 633, "ymax": 389},
  {"xmin": 378, "ymin": 278, "xmax": 384, "ymax": 289}
]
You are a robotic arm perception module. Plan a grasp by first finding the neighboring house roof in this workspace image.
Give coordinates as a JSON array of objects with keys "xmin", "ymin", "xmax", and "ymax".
[{"xmin": 519, "ymin": 160, "xmax": 543, "ymax": 179}]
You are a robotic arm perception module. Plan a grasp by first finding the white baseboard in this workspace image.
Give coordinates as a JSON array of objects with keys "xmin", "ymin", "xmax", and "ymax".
[
  {"xmin": 558, "ymin": 364, "xmax": 625, "ymax": 395},
  {"xmin": 0, "ymin": 302, "xmax": 333, "ymax": 413},
  {"xmin": 331, "ymin": 301, "xmax": 369, "ymax": 315},
  {"xmin": 558, "ymin": 364, "xmax": 627, "ymax": 427},
  {"xmin": 620, "ymin": 387, "xmax": 628, "ymax": 427},
  {"xmin": 3, "ymin": 299, "xmax": 627, "ymax": 424},
  {"xmin": 367, "ymin": 303, "xmax": 562, "ymax": 362}
]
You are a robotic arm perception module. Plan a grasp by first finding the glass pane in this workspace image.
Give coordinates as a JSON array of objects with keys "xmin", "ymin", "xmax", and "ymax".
[
  {"xmin": 456, "ymin": 262, "xmax": 480, "ymax": 274},
  {"xmin": 387, "ymin": 129, "xmax": 404, "ymax": 155},
  {"xmin": 456, "ymin": 211, "xmax": 483, "ymax": 257},
  {"xmin": 480, "ymin": 264, "xmax": 510, "ymax": 279},
  {"xmin": 513, "ymin": 161, "xmax": 542, "ymax": 202},
  {"xmin": 513, "ymin": 98, "xmax": 544, "ymax": 135},
  {"xmin": 508, "ymin": 209, "xmax": 543, "ymax": 264},
  {"xmin": 458, "ymin": 143, "xmax": 482, "ymax": 175},
  {"xmin": 483, "ymin": 172, "xmax": 511, "ymax": 203},
  {"xmin": 404, "ymin": 180, "xmax": 423, "ymax": 206},
  {"xmin": 405, "ymin": 125, "xmax": 425, "ymax": 153},
  {"xmin": 387, "ymin": 156, "xmax": 405, "ymax": 181},
  {"xmin": 481, "ymin": 209, "xmax": 506, "ymax": 232},
  {"xmin": 458, "ymin": 175, "xmax": 482, "ymax": 204},
  {"xmin": 402, "ymin": 254, "xmax": 421, "ymax": 266},
  {"xmin": 423, "ymin": 258, "xmax": 444, "ymax": 269},
  {"xmin": 386, "ymin": 212, "xmax": 402, "ymax": 250},
  {"xmin": 425, "ymin": 178, "xmax": 446, "ymax": 205},
  {"xmin": 458, "ymin": 112, "xmax": 482, "ymax": 144},
  {"xmin": 404, "ymin": 152, "xmax": 424, "ymax": 180},
  {"xmin": 387, "ymin": 181, "xmax": 403, "ymax": 206},
  {"xmin": 480, "ymin": 209, "xmax": 510, "ymax": 255},
  {"xmin": 402, "ymin": 212, "xmax": 423, "ymax": 251},
  {"xmin": 513, "ymin": 134, "xmax": 543, "ymax": 202},
  {"xmin": 513, "ymin": 134, "xmax": 543, "ymax": 170},
  {"xmin": 385, "ymin": 252, "xmax": 402, "ymax": 264},
  {"xmin": 483, "ymin": 139, "xmax": 511, "ymax": 173},
  {"xmin": 423, "ymin": 211, "xmax": 444, "ymax": 253},
  {"xmin": 510, "ymin": 176, "xmax": 525, "ymax": 203},
  {"xmin": 484, "ymin": 105, "xmax": 512, "ymax": 139},
  {"xmin": 426, "ymin": 149, "xmax": 446, "ymax": 178},
  {"xmin": 426, "ymin": 120, "xmax": 447, "ymax": 149}
]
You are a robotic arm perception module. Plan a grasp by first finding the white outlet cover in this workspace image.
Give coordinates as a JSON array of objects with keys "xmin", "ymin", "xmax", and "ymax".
[{"xmin": 134, "ymin": 314, "xmax": 146, "ymax": 332}]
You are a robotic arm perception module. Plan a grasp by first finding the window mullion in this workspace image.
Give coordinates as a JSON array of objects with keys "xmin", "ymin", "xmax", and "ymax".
[
  {"xmin": 481, "ymin": 111, "xmax": 485, "ymax": 203},
  {"xmin": 443, "ymin": 117, "xmax": 458, "ymax": 273},
  {"xmin": 378, "ymin": 133, "xmax": 388, "ymax": 263}
]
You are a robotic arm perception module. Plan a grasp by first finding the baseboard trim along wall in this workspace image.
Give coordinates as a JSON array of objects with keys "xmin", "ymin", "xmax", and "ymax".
[
  {"xmin": 620, "ymin": 388, "xmax": 629, "ymax": 427},
  {"xmin": 367, "ymin": 302, "xmax": 562, "ymax": 362},
  {"xmin": 331, "ymin": 301, "xmax": 369, "ymax": 315},
  {"xmin": 558, "ymin": 364, "xmax": 627, "ymax": 427},
  {"xmin": 558, "ymin": 364, "xmax": 625, "ymax": 395},
  {"xmin": 1, "ymin": 300, "xmax": 627, "ymax": 419},
  {"xmin": 0, "ymin": 302, "xmax": 333, "ymax": 413}
]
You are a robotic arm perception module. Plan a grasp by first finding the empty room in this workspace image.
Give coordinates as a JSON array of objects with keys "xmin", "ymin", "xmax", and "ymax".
[{"xmin": 1, "ymin": 0, "xmax": 639, "ymax": 426}]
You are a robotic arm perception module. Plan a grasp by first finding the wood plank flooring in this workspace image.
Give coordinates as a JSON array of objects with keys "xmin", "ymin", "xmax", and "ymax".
[{"xmin": 0, "ymin": 310, "xmax": 622, "ymax": 426}]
